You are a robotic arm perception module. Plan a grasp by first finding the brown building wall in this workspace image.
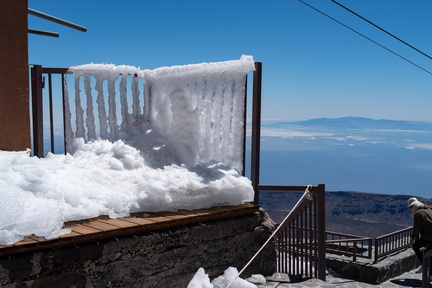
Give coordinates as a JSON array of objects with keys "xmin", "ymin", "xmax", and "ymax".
[{"xmin": 0, "ymin": 0, "xmax": 30, "ymax": 151}]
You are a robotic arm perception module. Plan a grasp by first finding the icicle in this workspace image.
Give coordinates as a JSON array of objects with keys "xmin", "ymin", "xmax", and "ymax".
[
  {"xmin": 214, "ymin": 74, "xmax": 225, "ymax": 162},
  {"xmin": 199, "ymin": 78, "xmax": 210, "ymax": 163},
  {"xmin": 84, "ymin": 75, "xmax": 96, "ymax": 140},
  {"xmin": 65, "ymin": 56, "xmax": 255, "ymax": 169},
  {"xmin": 228, "ymin": 73, "xmax": 246, "ymax": 171},
  {"xmin": 107, "ymin": 77, "xmax": 118, "ymax": 141},
  {"xmin": 226, "ymin": 75, "xmax": 236, "ymax": 166},
  {"xmin": 208, "ymin": 74, "xmax": 218, "ymax": 162},
  {"xmin": 63, "ymin": 75, "xmax": 74, "ymax": 153},
  {"xmin": 74, "ymin": 76, "xmax": 85, "ymax": 139},
  {"xmin": 119, "ymin": 75, "xmax": 129, "ymax": 131},
  {"xmin": 132, "ymin": 75, "xmax": 140, "ymax": 120},
  {"xmin": 150, "ymin": 76, "xmax": 173, "ymax": 137},
  {"xmin": 143, "ymin": 77, "xmax": 151, "ymax": 123},
  {"xmin": 95, "ymin": 76, "xmax": 108, "ymax": 139},
  {"xmin": 220, "ymin": 76, "xmax": 231, "ymax": 163}
]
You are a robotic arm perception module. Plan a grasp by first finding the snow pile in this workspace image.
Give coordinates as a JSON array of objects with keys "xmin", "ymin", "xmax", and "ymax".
[
  {"xmin": 187, "ymin": 267, "xmax": 265, "ymax": 288},
  {"xmin": 0, "ymin": 138, "xmax": 254, "ymax": 245},
  {"xmin": 188, "ymin": 268, "xmax": 214, "ymax": 288},
  {"xmin": 66, "ymin": 55, "xmax": 255, "ymax": 171}
]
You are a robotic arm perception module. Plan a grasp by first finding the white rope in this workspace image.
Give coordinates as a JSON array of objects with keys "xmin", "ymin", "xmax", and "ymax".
[{"xmin": 225, "ymin": 185, "xmax": 314, "ymax": 288}]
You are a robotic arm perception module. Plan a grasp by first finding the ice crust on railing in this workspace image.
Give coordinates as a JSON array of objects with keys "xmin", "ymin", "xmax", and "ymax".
[
  {"xmin": 65, "ymin": 55, "xmax": 255, "ymax": 171},
  {"xmin": 0, "ymin": 56, "xmax": 256, "ymax": 245}
]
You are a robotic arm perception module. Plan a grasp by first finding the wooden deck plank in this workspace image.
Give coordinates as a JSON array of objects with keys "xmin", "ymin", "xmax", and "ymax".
[
  {"xmin": 13, "ymin": 237, "xmax": 39, "ymax": 246},
  {"xmin": 97, "ymin": 218, "xmax": 140, "ymax": 229},
  {"xmin": 68, "ymin": 223, "xmax": 103, "ymax": 235},
  {"xmin": 121, "ymin": 217, "xmax": 157, "ymax": 226},
  {"xmin": 161, "ymin": 214, "xmax": 194, "ymax": 220},
  {"xmin": 82, "ymin": 219, "xmax": 123, "ymax": 232},
  {"xmin": 59, "ymin": 231, "xmax": 82, "ymax": 239},
  {"xmin": 146, "ymin": 215, "xmax": 178, "ymax": 223}
]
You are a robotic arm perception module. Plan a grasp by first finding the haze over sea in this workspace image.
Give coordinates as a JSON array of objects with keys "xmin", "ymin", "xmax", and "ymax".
[
  {"xmin": 246, "ymin": 116, "xmax": 432, "ymax": 198},
  {"xmin": 47, "ymin": 116, "xmax": 431, "ymax": 199}
]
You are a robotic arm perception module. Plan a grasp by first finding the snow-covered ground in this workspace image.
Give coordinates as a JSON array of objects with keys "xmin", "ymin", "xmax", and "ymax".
[
  {"xmin": 0, "ymin": 139, "xmax": 254, "ymax": 245},
  {"xmin": 188, "ymin": 267, "xmax": 266, "ymax": 288}
]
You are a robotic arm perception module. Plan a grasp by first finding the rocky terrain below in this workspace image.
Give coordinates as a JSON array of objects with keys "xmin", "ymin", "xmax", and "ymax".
[{"xmin": 259, "ymin": 190, "xmax": 432, "ymax": 237}]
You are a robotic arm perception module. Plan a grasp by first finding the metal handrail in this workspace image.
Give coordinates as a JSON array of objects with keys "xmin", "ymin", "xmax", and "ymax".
[
  {"xmin": 324, "ymin": 226, "xmax": 413, "ymax": 263},
  {"xmin": 324, "ymin": 230, "xmax": 373, "ymax": 261},
  {"xmin": 326, "ymin": 230, "xmax": 367, "ymax": 239},
  {"xmin": 374, "ymin": 226, "xmax": 412, "ymax": 263},
  {"xmin": 326, "ymin": 237, "xmax": 372, "ymax": 261},
  {"xmin": 30, "ymin": 66, "xmax": 69, "ymax": 157},
  {"xmin": 269, "ymin": 185, "xmax": 326, "ymax": 281}
]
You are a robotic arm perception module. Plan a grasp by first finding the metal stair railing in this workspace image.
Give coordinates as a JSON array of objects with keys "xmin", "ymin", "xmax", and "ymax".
[{"xmin": 259, "ymin": 184, "xmax": 326, "ymax": 281}]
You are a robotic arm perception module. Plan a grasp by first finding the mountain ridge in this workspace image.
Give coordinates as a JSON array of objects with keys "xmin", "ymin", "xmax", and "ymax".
[
  {"xmin": 260, "ymin": 190, "xmax": 432, "ymax": 237},
  {"xmin": 269, "ymin": 116, "xmax": 432, "ymax": 131}
]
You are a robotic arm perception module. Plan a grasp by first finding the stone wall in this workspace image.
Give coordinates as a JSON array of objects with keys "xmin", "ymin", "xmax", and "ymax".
[
  {"xmin": 326, "ymin": 248, "xmax": 419, "ymax": 284},
  {"xmin": 0, "ymin": 209, "xmax": 276, "ymax": 288}
]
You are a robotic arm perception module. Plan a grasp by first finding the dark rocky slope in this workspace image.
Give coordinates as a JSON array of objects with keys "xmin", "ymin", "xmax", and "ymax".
[{"xmin": 260, "ymin": 190, "xmax": 432, "ymax": 237}]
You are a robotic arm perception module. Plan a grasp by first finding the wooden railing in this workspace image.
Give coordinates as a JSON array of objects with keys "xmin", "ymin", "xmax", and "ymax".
[{"xmin": 260, "ymin": 184, "xmax": 326, "ymax": 281}]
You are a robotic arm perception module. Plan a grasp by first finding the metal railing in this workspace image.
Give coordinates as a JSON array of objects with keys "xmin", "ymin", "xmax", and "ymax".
[
  {"xmin": 260, "ymin": 184, "xmax": 326, "ymax": 281},
  {"xmin": 30, "ymin": 62, "xmax": 262, "ymax": 201},
  {"xmin": 29, "ymin": 63, "xmax": 262, "ymax": 171},
  {"xmin": 374, "ymin": 226, "xmax": 412, "ymax": 263},
  {"xmin": 322, "ymin": 227, "xmax": 412, "ymax": 263},
  {"xmin": 325, "ymin": 231, "xmax": 372, "ymax": 262},
  {"xmin": 30, "ymin": 65, "xmax": 68, "ymax": 157}
]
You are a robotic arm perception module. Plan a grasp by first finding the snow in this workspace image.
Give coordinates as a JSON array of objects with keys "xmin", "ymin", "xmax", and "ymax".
[
  {"xmin": 187, "ymin": 267, "xmax": 263, "ymax": 288},
  {"xmin": 187, "ymin": 268, "xmax": 213, "ymax": 288},
  {"xmin": 65, "ymin": 55, "xmax": 255, "ymax": 171},
  {"xmin": 246, "ymin": 274, "xmax": 266, "ymax": 285},
  {"xmin": 0, "ymin": 56, "xmax": 256, "ymax": 245}
]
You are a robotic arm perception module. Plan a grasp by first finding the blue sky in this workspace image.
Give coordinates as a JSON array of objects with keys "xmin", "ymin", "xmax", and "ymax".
[{"xmin": 28, "ymin": 0, "xmax": 432, "ymax": 122}]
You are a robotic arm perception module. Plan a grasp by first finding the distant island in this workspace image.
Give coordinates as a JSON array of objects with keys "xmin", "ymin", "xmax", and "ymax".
[
  {"xmin": 260, "ymin": 190, "xmax": 432, "ymax": 237},
  {"xmin": 268, "ymin": 116, "xmax": 432, "ymax": 131}
]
